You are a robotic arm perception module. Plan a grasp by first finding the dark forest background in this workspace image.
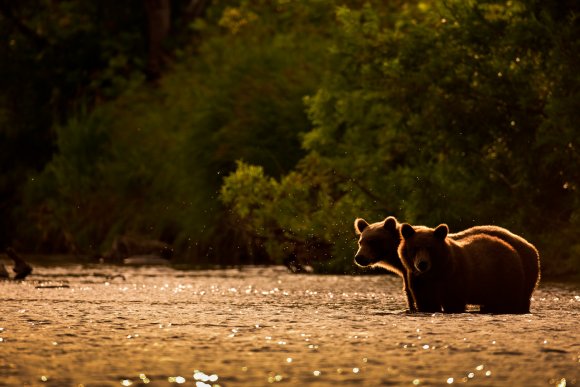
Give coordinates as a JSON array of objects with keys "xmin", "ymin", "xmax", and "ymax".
[{"xmin": 1, "ymin": 0, "xmax": 579, "ymax": 276}]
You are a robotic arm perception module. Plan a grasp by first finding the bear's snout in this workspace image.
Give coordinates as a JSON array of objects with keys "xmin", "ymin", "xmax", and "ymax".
[
  {"xmin": 413, "ymin": 250, "xmax": 432, "ymax": 273},
  {"xmin": 354, "ymin": 253, "xmax": 372, "ymax": 267}
]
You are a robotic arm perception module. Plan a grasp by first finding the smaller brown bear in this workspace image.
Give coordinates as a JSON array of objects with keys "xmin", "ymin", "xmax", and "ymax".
[
  {"xmin": 354, "ymin": 217, "xmax": 415, "ymax": 311},
  {"xmin": 398, "ymin": 223, "xmax": 528, "ymax": 314}
]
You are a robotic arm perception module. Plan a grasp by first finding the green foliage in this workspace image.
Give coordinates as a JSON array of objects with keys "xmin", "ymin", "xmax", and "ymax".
[
  {"xmin": 22, "ymin": 1, "xmax": 336, "ymax": 261},
  {"xmin": 222, "ymin": 0, "xmax": 580, "ymax": 275}
]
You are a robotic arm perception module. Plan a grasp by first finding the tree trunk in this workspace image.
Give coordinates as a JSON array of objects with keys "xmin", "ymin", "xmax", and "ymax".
[{"xmin": 144, "ymin": 0, "xmax": 171, "ymax": 81}]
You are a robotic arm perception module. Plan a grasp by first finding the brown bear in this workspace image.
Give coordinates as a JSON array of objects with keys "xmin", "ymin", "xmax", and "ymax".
[
  {"xmin": 398, "ymin": 223, "xmax": 529, "ymax": 314},
  {"xmin": 354, "ymin": 217, "xmax": 540, "ymax": 312},
  {"xmin": 354, "ymin": 217, "xmax": 415, "ymax": 310}
]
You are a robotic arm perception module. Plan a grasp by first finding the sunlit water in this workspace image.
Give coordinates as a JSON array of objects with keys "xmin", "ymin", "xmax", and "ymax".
[{"xmin": 0, "ymin": 263, "xmax": 578, "ymax": 386}]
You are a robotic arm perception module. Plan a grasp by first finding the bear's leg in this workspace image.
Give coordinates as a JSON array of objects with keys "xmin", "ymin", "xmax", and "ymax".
[
  {"xmin": 442, "ymin": 302, "xmax": 466, "ymax": 313},
  {"xmin": 484, "ymin": 276, "xmax": 529, "ymax": 314},
  {"xmin": 481, "ymin": 299, "xmax": 529, "ymax": 314},
  {"xmin": 408, "ymin": 276, "xmax": 441, "ymax": 313},
  {"xmin": 440, "ymin": 284, "xmax": 466, "ymax": 313},
  {"xmin": 520, "ymin": 298, "xmax": 531, "ymax": 313},
  {"xmin": 481, "ymin": 305, "xmax": 514, "ymax": 314},
  {"xmin": 402, "ymin": 275, "xmax": 417, "ymax": 312}
]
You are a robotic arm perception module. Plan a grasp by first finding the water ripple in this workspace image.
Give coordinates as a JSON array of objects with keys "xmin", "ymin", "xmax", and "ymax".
[{"xmin": 0, "ymin": 265, "xmax": 577, "ymax": 386}]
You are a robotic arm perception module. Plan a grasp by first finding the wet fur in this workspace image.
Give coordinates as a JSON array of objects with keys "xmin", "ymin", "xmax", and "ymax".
[{"xmin": 399, "ymin": 224, "xmax": 529, "ymax": 314}]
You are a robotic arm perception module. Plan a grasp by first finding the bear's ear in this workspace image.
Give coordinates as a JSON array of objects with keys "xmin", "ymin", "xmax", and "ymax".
[
  {"xmin": 383, "ymin": 216, "xmax": 398, "ymax": 232},
  {"xmin": 354, "ymin": 218, "xmax": 369, "ymax": 235},
  {"xmin": 434, "ymin": 224, "xmax": 449, "ymax": 240},
  {"xmin": 401, "ymin": 223, "xmax": 415, "ymax": 239}
]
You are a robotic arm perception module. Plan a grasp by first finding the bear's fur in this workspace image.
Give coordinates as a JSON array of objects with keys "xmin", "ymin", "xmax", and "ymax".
[
  {"xmin": 399, "ymin": 223, "xmax": 528, "ymax": 314},
  {"xmin": 354, "ymin": 217, "xmax": 540, "ymax": 312},
  {"xmin": 451, "ymin": 226, "xmax": 540, "ymax": 312},
  {"xmin": 354, "ymin": 217, "xmax": 415, "ymax": 310}
]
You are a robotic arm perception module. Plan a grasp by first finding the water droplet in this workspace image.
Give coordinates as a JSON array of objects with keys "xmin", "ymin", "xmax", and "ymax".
[
  {"xmin": 121, "ymin": 380, "xmax": 133, "ymax": 386},
  {"xmin": 485, "ymin": 371, "xmax": 491, "ymax": 377},
  {"xmin": 412, "ymin": 379, "xmax": 420, "ymax": 385},
  {"xmin": 286, "ymin": 358, "xmax": 293, "ymax": 363},
  {"xmin": 313, "ymin": 370, "xmax": 321, "ymax": 376},
  {"xmin": 468, "ymin": 372, "xmax": 474, "ymax": 378},
  {"xmin": 422, "ymin": 344, "xmax": 430, "ymax": 349},
  {"xmin": 447, "ymin": 377, "xmax": 454, "ymax": 384},
  {"xmin": 40, "ymin": 376, "xmax": 48, "ymax": 382},
  {"xmin": 476, "ymin": 365, "xmax": 484, "ymax": 371}
]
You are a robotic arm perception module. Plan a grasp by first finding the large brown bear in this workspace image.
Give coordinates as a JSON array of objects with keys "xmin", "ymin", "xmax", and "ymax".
[
  {"xmin": 399, "ymin": 223, "xmax": 529, "ymax": 313},
  {"xmin": 354, "ymin": 217, "xmax": 540, "ymax": 312},
  {"xmin": 354, "ymin": 217, "xmax": 415, "ymax": 310}
]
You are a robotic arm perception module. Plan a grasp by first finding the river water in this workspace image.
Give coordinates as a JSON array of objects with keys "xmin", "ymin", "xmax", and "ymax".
[{"xmin": 0, "ymin": 263, "xmax": 578, "ymax": 386}]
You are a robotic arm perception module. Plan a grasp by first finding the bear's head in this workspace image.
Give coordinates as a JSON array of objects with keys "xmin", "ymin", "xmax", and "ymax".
[
  {"xmin": 398, "ymin": 223, "xmax": 450, "ymax": 276},
  {"xmin": 353, "ymin": 216, "xmax": 401, "ymax": 267}
]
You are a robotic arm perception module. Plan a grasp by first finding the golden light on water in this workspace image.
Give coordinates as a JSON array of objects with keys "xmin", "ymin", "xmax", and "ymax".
[
  {"xmin": 0, "ymin": 267, "xmax": 577, "ymax": 385},
  {"xmin": 139, "ymin": 374, "xmax": 151, "ymax": 384},
  {"xmin": 267, "ymin": 374, "xmax": 283, "ymax": 383}
]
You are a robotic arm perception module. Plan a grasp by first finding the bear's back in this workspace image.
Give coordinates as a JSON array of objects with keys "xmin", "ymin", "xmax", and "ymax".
[{"xmin": 452, "ymin": 225, "xmax": 540, "ymax": 298}]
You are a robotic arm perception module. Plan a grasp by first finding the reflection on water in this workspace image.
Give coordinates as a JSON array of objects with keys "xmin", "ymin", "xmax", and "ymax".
[{"xmin": 0, "ymin": 264, "xmax": 578, "ymax": 386}]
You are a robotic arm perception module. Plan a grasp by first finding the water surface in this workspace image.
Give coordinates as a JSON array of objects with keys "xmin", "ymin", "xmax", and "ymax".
[{"xmin": 0, "ymin": 264, "xmax": 578, "ymax": 386}]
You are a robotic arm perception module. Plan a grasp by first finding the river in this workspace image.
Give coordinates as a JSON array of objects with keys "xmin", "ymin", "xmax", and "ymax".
[{"xmin": 0, "ymin": 263, "xmax": 578, "ymax": 386}]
